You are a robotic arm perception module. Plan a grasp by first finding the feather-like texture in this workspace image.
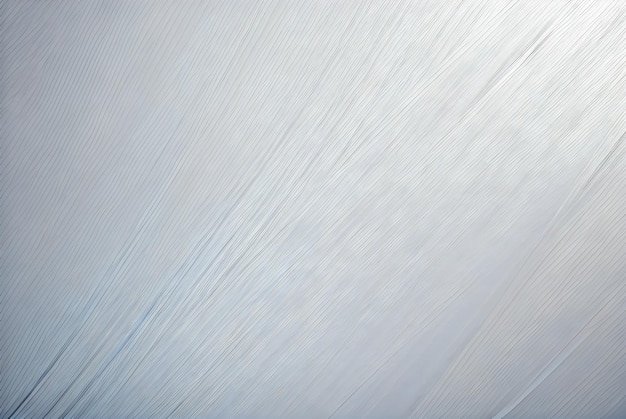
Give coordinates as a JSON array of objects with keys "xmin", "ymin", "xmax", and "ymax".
[{"xmin": 1, "ymin": 1, "xmax": 624, "ymax": 417}]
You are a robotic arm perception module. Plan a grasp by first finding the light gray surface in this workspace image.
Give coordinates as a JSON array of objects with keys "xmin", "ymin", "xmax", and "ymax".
[{"xmin": 1, "ymin": 1, "xmax": 625, "ymax": 417}]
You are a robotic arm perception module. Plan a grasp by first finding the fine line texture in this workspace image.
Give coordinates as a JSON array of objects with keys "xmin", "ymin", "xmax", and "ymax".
[{"xmin": 1, "ymin": 1, "xmax": 625, "ymax": 417}]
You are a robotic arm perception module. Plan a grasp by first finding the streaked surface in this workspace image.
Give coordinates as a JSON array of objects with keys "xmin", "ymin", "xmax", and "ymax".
[{"xmin": 1, "ymin": 1, "xmax": 625, "ymax": 417}]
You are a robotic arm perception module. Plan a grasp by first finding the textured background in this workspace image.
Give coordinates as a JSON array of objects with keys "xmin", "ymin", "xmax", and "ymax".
[{"xmin": 1, "ymin": 1, "xmax": 625, "ymax": 417}]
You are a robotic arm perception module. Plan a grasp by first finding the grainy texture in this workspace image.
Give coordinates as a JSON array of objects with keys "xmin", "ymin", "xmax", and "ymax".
[{"xmin": 1, "ymin": 1, "xmax": 625, "ymax": 417}]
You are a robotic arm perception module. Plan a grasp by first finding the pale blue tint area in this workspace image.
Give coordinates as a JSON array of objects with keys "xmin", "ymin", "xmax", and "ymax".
[{"xmin": 1, "ymin": 1, "xmax": 625, "ymax": 417}]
